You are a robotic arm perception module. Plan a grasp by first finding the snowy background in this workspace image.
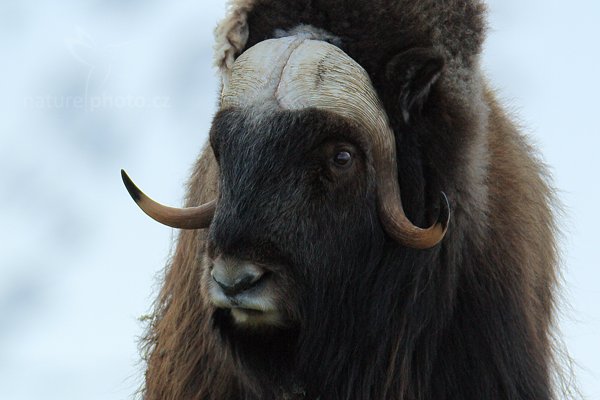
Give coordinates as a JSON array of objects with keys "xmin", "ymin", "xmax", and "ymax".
[{"xmin": 0, "ymin": 1, "xmax": 598, "ymax": 399}]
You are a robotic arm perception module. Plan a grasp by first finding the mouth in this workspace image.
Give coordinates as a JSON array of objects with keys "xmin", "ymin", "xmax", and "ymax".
[{"xmin": 208, "ymin": 271, "xmax": 285, "ymax": 328}]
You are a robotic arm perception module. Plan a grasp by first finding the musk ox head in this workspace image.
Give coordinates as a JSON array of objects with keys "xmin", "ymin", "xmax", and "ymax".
[{"xmin": 122, "ymin": 36, "xmax": 449, "ymax": 331}]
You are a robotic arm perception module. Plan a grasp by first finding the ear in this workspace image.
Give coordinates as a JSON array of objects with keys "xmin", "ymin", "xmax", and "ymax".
[{"xmin": 385, "ymin": 48, "xmax": 445, "ymax": 123}]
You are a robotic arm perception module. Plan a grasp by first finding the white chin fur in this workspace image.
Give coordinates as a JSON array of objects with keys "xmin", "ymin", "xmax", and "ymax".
[{"xmin": 230, "ymin": 308, "xmax": 286, "ymax": 328}]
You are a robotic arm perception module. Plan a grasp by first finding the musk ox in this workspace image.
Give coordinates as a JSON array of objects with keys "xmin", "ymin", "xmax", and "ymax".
[{"xmin": 122, "ymin": 0, "xmax": 567, "ymax": 399}]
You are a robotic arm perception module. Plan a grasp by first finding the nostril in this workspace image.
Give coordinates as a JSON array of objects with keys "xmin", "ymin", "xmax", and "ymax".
[
  {"xmin": 211, "ymin": 259, "xmax": 266, "ymax": 296},
  {"xmin": 215, "ymin": 273, "xmax": 261, "ymax": 296}
]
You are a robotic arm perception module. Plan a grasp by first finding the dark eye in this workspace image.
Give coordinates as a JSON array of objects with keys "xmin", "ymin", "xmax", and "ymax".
[{"xmin": 333, "ymin": 151, "xmax": 352, "ymax": 167}]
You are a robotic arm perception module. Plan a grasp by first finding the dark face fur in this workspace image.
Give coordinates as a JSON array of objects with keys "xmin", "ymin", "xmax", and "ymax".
[
  {"xmin": 204, "ymin": 107, "xmax": 403, "ymax": 395},
  {"xmin": 205, "ymin": 106, "xmax": 385, "ymax": 331}
]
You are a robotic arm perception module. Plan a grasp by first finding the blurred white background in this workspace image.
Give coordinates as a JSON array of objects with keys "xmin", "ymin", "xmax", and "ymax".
[{"xmin": 0, "ymin": 1, "xmax": 598, "ymax": 399}]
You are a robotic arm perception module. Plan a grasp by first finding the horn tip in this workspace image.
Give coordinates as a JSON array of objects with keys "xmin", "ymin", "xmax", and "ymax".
[
  {"xmin": 121, "ymin": 169, "xmax": 142, "ymax": 203},
  {"xmin": 438, "ymin": 191, "xmax": 451, "ymax": 233}
]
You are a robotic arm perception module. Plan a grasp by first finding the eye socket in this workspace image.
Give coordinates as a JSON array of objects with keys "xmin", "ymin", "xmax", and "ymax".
[{"xmin": 332, "ymin": 150, "xmax": 353, "ymax": 168}]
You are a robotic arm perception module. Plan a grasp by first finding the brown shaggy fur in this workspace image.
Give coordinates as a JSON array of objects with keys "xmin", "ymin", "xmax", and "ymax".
[{"xmin": 139, "ymin": 1, "xmax": 564, "ymax": 399}]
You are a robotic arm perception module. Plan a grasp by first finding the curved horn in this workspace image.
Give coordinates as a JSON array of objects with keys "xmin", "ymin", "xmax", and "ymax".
[
  {"xmin": 379, "ymin": 189, "xmax": 450, "ymax": 249},
  {"xmin": 223, "ymin": 38, "xmax": 449, "ymax": 248},
  {"xmin": 121, "ymin": 170, "xmax": 215, "ymax": 229}
]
